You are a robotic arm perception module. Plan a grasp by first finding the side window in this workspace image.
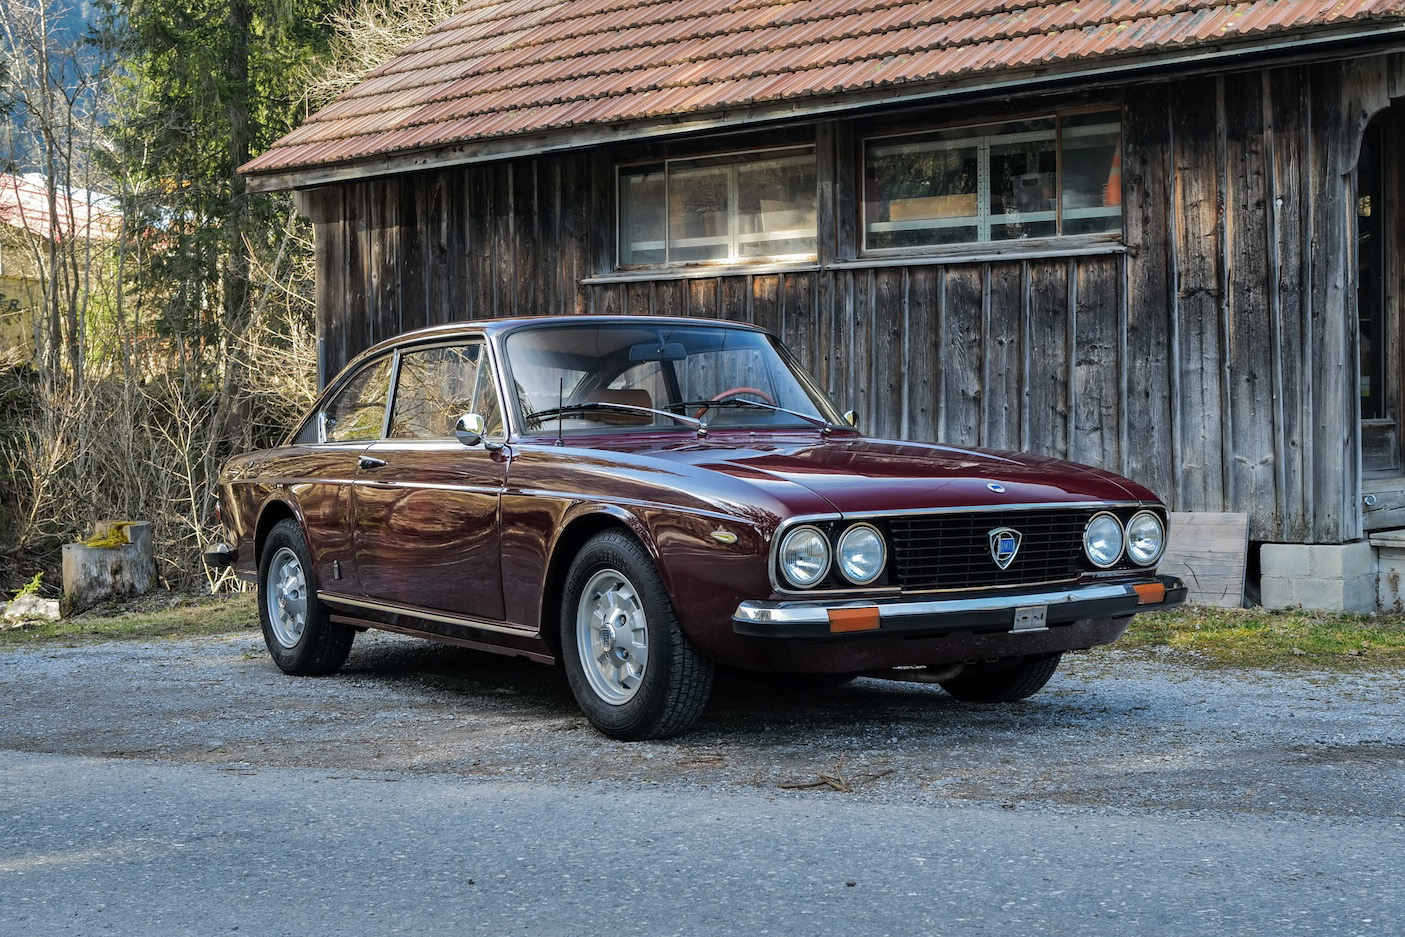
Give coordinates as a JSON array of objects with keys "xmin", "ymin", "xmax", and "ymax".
[
  {"xmin": 324, "ymin": 356, "xmax": 393, "ymax": 443},
  {"xmin": 388, "ymin": 342, "xmax": 505, "ymax": 439}
]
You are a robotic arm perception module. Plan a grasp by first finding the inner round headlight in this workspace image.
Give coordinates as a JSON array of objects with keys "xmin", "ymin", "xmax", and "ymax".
[
  {"xmin": 1125, "ymin": 511, "xmax": 1167, "ymax": 566},
  {"xmin": 1084, "ymin": 512, "xmax": 1125, "ymax": 568},
  {"xmin": 778, "ymin": 525, "xmax": 831, "ymax": 588},
  {"xmin": 836, "ymin": 524, "xmax": 886, "ymax": 585}
]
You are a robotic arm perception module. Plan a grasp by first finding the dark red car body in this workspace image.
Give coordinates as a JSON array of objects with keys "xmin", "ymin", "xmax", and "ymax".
[{"xmin": 212, "ymin": 316, "xmax": 1184, "ymax": 738}]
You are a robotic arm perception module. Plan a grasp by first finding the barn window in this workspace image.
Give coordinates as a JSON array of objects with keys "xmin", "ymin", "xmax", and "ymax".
[
  {"xmin": 862, "ymin": 110, "xmax": 1121, "ymax": 251},
  {"xmin": 618, "ymin": 146, "xmax": 817, "ymax": 267}
]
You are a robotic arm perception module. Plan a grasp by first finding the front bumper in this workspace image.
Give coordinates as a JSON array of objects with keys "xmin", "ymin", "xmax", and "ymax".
[{"xmin": 733, "ymin": 575, "xmax": 1186, "ymax": 640}]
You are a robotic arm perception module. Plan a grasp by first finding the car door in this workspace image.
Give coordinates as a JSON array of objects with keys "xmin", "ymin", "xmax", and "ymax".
[
  {"xmin": 351, "ymin": 339, "xmax": 509, "ymax": 621},
  {"xmin": 291, "ymin": 353, "xmax": 394, "ymax": 598}
]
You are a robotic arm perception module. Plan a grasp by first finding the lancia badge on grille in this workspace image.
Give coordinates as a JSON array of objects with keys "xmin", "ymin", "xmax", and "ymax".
[{"xmin": 988, "ymin": 527, "xmax": 1022, "ymax": 570}]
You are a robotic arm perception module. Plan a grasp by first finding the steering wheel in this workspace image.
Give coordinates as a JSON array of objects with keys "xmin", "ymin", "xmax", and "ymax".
[{"xmin": 694, "ymin": 386, "xmax": 777, "ymax": 419}]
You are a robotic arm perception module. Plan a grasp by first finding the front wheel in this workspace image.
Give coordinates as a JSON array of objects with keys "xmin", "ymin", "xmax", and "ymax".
[
  {"xmin": 560, "ymin": 531, "xmax": 714, "ymax": 740},
  {"xmin": 258, "ymin": 519, "xmax": 355, "ymax": 676},
  {"xmin": 937, "ymin": 653, "xmax": 1062, "ymax": 703}
]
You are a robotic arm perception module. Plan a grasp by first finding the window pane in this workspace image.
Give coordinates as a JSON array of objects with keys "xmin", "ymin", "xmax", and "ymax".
[
  {"xmin": 1060, "ymin": 111, "xmax": 1122, "ymax": 236},
  {"xmin": 389, "ymin": 344, "xmax": 503, "ymax": 439},
  {"xmin": 989, "ymin": 119, "xmax": 1056, "ymax": 241},
  {"xmin": 619, "ymin": 147, "xmax": 816, "ymax": 266},
  {"xmin": 865, "ymin": 131, "xmax": 980, "ymax": 248},
  {"xmin": 737, "ymin": 156, "xmax": 816, "ymax": 258},
  {"xmin": 619, "ymin": 166, "xmax": 666, "ymax": 265},
  {"xmin": 669, "ymin": 162, "xmax": 732, "ymax": 263},
  {"xmin": 325, "ymin": 356, "xmax": 392, "ymax": 442}
]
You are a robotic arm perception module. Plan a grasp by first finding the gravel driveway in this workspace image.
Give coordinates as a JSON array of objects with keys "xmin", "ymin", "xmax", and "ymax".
[{"xmin": 2, "ymin": 629, "xmax": 1402, "ymax": 817}]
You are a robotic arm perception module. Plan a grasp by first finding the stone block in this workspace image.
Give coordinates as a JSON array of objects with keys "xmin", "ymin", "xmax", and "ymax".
[
  {"xmin": 1259, "ymin": 542, "xmax": 1376, "ymax": 613},
  {"xmin": 2, "ymin": 594, "xmax": 61, "ymax": 623}
]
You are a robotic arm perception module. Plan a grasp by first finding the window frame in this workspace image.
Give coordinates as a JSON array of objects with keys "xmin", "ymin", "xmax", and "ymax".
[
  {"xmin": 859, "ymin": 107, "xmax": 1123, "ymax": 257},
  {"xmin": 616, "ymin": 144, "xmax": 820, "ymax": 270}
]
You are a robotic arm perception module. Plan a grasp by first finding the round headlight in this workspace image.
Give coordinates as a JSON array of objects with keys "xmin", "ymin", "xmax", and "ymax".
[
  {"xmin": 1084, "ymin": 512, "xmax": 1125, "ymax": 568},
  {"xmin": 836, "ymin": 524, "xmax": 886, "ymax": 585},
  {"xmin": 1125, "ymin": 511, "xmax": 1166, "ymax": 566},
  {"xmin": 778, "ymin": 525, "xmax": 831, "ymax": 588}
]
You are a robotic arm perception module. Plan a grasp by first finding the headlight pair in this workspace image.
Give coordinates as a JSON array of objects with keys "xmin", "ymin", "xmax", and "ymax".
[
  {"xmin": 778, "ymin": 523, "xmax": 885, "ymax": 589},
  {"xmin": 1084, "ymin": 510, "xmax": 1166, "ymax": 568}
]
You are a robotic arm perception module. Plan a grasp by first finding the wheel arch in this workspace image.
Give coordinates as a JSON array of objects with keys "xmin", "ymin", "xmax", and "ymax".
[
  {"xmin": 538, "ymin": 507, "xmax": 657, "ymax": 657},
  {"xmin": 253, "ymin": 499, "xmax": 301, "ymax": 572}
]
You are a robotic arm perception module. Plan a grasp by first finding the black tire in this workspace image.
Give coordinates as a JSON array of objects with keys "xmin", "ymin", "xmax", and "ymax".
[
  {"xmin": 560, "ymin": 530, "xmax": 714, "ymax": 741},
  {"xmin": 937, "ymin": 653, "xmax": 1062, "ymax": 703},
  {"xmin": 257, "ymin": 519, "xmax": 355, "ymax": 676}
]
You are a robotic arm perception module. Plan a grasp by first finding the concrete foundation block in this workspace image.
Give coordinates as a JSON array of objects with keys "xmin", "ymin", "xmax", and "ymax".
[
  {"xmin": 1259, "ymin": 542, "xmax": 1376, "ymax": 613},
  {"xmin": 62, "ymin": 521, "xmax": 155, "ymax": 614}
]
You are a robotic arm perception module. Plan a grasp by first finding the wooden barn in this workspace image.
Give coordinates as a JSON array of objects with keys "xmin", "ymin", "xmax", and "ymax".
[{"xmin": 242, "ymin": 0, "xmax": 1405, "ymax": 611}]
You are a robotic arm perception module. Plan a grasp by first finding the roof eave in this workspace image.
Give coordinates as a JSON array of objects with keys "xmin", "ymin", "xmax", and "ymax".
[{"xmin": 244, "ymin": 21, "xmax": 1405, "ymax": 194}]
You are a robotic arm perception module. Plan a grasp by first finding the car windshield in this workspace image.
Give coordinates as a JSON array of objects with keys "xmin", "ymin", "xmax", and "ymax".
[{"xmin": 503, "ymin": 322, "xmax": 844, "ymax": 435}]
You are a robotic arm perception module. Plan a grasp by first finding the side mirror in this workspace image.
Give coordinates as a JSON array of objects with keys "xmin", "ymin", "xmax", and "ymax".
[
  {"xmin": 843, "ymin": 410, "xmax": 860, "ymax": 428},
  {"xmin": 454, "ymin": 413, "xmax": 486, "ymax": 447},
  {"xmin": 454, "ymin": 413, "xmax": 506, "ymax": 451}
]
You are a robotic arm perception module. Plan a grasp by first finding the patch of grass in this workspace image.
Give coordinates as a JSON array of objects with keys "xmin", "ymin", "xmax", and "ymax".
[
  {"xmin": 1110, "ymin": 605, "xmax": 1405, "ymax": 670},
  {"xmin": 0, "ymin": 592, "xmax": 258, "ymax": 647}
]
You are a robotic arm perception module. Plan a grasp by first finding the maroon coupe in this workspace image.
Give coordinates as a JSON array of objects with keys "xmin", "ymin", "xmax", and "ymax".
[{"xmin": 209, "ymin": 316, "xmax": 1185, "ymax": 740}]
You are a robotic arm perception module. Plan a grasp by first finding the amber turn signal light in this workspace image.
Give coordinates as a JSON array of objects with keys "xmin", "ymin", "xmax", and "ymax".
[
  {"xmin": 1134, "ymin": 582, "xmax": 1166, "ymax": 605},
  {"xmin": 827, "ymin": 607, "xmax": 881, "ymax": 633}
]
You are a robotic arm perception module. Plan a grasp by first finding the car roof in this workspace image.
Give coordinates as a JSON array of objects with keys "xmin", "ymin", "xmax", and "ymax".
[{"xmin": 354, "ymin": 315, "xmax": 771, "ymax": 362}]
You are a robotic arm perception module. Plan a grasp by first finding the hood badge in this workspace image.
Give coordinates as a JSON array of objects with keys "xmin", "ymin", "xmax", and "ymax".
[
  {"xmin": 987, "ymin": 482, "xmax": 1005, "ymax": 493},
  {"xmin": 988, "ymin": 527, "xmax": 1022, "ymax": 570}
]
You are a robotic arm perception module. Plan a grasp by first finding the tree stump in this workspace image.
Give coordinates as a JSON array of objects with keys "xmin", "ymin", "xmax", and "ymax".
[{"xmin": 62, "ymin": 521, "xmax": 155, "ymax": 614}]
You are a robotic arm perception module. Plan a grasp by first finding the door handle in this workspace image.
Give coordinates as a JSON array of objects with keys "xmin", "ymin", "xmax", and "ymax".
[{"xmin": 358, "ymin": 455, "xmax": 387, "ymax": 470}]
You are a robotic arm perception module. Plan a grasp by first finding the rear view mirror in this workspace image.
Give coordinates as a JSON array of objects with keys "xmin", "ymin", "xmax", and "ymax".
[
  {"xmin": 628, "ymin": 341, "xmax": 687, "ymax": 362},
  {"xmin": 843, "ymin": 410, "xmax": 860, "ymax": 428}
]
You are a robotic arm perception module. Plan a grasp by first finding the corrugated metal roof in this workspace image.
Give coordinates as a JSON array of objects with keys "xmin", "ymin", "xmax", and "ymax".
[{"xmin": 243, "ymin": 0, "xmax": 1405, "ymax": 181}]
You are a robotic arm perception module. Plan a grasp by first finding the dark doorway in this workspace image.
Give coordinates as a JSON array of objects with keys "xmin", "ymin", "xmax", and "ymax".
[{"xmin": 1358, "ymin": 114, "xmax": 1399, "ymax": 477}]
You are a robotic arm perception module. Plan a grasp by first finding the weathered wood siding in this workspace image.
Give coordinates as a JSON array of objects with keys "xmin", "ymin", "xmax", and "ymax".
[{"xmin": 307, "ymin": 55, "xmax": 1405, "ymax": 546}]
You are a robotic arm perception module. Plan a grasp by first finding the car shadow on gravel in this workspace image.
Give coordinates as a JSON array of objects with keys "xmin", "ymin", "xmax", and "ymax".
[{"xmin": 329, "ymin": 630, "xmax": 1043, "ymax": 742}]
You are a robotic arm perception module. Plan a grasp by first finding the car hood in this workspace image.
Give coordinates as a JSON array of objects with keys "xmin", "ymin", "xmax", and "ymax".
[{"xmin": 592, "ymin": 432, "xmax": 1155, "ymax": 516}]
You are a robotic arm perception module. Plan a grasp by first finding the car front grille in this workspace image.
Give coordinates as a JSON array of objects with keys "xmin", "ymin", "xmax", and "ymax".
[{"xmin": 887, "ymin": 509, "xmax": 1094, "ymax": 592}]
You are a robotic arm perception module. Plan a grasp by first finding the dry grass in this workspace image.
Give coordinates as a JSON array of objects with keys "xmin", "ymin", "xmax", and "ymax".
[
  {"xmin": 0, "ymin": 591, "xmax": 257, "ymax": 646},
  {"xmin": 1110, "ymin": 605, "xmax": 1405, "ymax": 670}
]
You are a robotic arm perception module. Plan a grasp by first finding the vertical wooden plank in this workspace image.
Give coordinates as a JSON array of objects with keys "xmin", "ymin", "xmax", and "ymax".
[
  {"xmin": 1308, "ymin": 60, "xmax": 1357, "ymax": 541},
  {"xmin": 905, "ymin": 266, "xmax": 939, "ymax": 443},
  {"xmin": 1222, "ymin": 71, "xmax": 1279, "ymax": 540},
  {"xmin": 470, "ymin": 164, "xmax": 494, "ymax": 321},
  {"xmin": 345, "ymin": 181, "xmax": 371, "ymax": 359},
  {"xmin": 751, "ymin": 275, "xmax": 781, "ymax": 334},
  {"xmin": 398, "ymin": 174, "xmax": 427, "ymax": 332},
  {"xmin": 1122, "ymin": 84, "xmax": 1177, "ymax": 500},
  {"xmin": 625, "ymin": 281, "xmax": 651, "ymax": 319},
  {"xmin": 515, "ymin": 157, "xmax": 542, "ymax": 317},
  {"xmin": 654, "ymin": 279, "xmax": 686, "ymax": 318},
  {"xmin": 940, "ymin": 265, "xmax": 983, "ymax": 447},
  {"xmin": 311, "ymin": 188, "xmax": 346, "ymax": 386},
  {"xmin": 720, "ymin": 276, "xmax": 748, "ymax": 323},
  {"xmin": 871, "ymin": 268, "xmax": 904, "ymax": 439},
  {"xmin": 1026, "ymin": 260, "xmax": 1070, "ymax": 459},
  {"xmin": 1267, "ymin": 66, "xmax": 1311, "ymax": 542},
  {"xmin": 493, "ymin": 162, "xmax": 515, "ymax": 318},
  {"xmin": 838, "ymin": 270, "xmax": 863, "ymax": 419},
  {"xmin": 560, "ymin": 153, "xmax": 592, "ymax": 316},
  {"xmin": 1169, "ymin": 75, "xmax": 1227, "ymax": 511},
  {"xmin": 984, "ymin": 262, "xmax": 1024, "ymax": 450},
  {"xmin": 833, "ymin": 120, "xmax": 857, "ymax": 263},
  {"xmin": 781, "ymin": 272, "xmax": 815, "ymax": 370},
  {"xmin": 1071, "ymin": 257, "xmax": 1122, "ymax": 468}
]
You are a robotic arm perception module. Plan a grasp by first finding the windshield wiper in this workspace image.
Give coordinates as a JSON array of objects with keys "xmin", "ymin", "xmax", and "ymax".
[
  {"xmin": 674, "ymin": 398, "xmax": 835, "ymax": 434},
  {"xmin": 525, "ymin": 401, "xmax": 707, "ymax": 434}
]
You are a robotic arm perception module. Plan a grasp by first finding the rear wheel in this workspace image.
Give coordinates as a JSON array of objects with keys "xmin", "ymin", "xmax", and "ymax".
[
  {"xmin": 258, "ymin": 519, "xmax": 354, "ymax": 676},
  {"xmin": 561, "ymin": 531, "xmax": 713, "ymax": 740},
  {"xmin": 937, "ymin": 653, "xmax": 1062, "ymax": 703}
]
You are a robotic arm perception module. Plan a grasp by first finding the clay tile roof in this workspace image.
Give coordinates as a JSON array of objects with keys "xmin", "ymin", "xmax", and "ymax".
[{"xmin": 243, "ymin": 0, "xmax": 1405, "ymax": 183}]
